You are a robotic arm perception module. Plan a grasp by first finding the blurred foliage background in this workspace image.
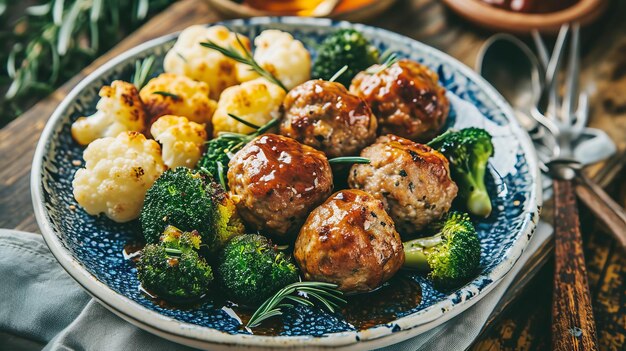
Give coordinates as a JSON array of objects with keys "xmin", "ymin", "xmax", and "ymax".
[{"xmin": 0, "ymin": 0, "xmax": 175, "ymax": 127}]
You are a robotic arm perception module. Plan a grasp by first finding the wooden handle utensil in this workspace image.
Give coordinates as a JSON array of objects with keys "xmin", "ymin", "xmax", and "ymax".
[
  {"xmin": 552, "ymin": 178, "xmax": 598, "ymax": 351},
  {"xmin": 574, "ymin": 172, "xmax": 626, "ymax": 248}
]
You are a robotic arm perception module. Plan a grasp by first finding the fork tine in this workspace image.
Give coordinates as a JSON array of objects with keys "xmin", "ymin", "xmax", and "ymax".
[
  {"xmin": 531, "ymin": 29, "xmax": 549, "ymax": 71},
  {"xmin": 546, "ymin": 24, "xmax": 570, "ymax": 121},
  {"xmin": 561, "ymin": 22, "xmax": 581, "ymax": 125},
  {"xmin": 572, "ymin": 91, "xmax": 589, "ymax": 135}
]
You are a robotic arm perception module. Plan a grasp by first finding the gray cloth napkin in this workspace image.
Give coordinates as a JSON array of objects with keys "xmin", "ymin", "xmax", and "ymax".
[{"xmin": 0, "ymin": 223, "xmax": 552, "ymax": 351}]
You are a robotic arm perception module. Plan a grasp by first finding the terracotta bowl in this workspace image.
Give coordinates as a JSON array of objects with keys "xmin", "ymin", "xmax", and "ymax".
[
  {"xmin": 441, "ymin": 0, "xmax": 608, "ymax": 34},
  {"xmin": 203, "ymin": 0, "xmax": 398, "ymax": 22}
]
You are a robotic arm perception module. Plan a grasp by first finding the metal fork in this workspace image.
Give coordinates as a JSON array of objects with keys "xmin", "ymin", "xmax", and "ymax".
[
  {"xmin": 533, "ymin": 26, "xmax": 626, "ymax": 245},
  {"xmin": 533, "ymin": 24, "xmax": 599, "ymax": 351}
]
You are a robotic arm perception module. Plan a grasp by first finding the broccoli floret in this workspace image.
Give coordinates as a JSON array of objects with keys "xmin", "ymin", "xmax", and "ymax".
[
  {"xmin": 403, "ymin": 212, "xmax": 481, "ymax": 289},
  {"xmin": 137, "ymin": 226, "xmax": 213, "ymax": 301},
  {"xmin": 428, "ymin": 128, "xmax": 494, "ymax": 217},
  {"xmin": 217, "ymin": 234, "xmax": 299, "ymax": 306},
  {"xmin": 312, "ymin": 29, "xmax": 379, "ymax": 87},
  {"xmin": 140, "ymin": 167, "xmax": 244, "ymax": 251}
]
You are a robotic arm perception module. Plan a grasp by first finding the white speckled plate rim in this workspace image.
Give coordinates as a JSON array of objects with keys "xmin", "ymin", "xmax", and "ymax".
[{"xmin": 31, "ymin": 17, "xmax": 542, "ymax": 350}]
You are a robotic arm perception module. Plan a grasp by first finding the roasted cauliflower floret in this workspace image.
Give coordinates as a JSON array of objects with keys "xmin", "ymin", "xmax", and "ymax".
[
  {"xmin": 237, "ymin": 30, "xmax": 311, "ymax": 90},
  {"xmin": 72, "ymin": 132, "xmax": 165, "ymax": 223},
  {"xmin": 150, "ymin": 115, "xmax": 208, "ymax": 169},
  {"xmin": 71, "ymin": 81, "xmax": 146, "ymax": 146},
  {"xmin": 139, "ymin": 73, "xmax": 217, "ymax": 128},
  {"xmin": 163, "ymin": 25, "xmax": 252, "ymax": 99},
  {"xmin": 212, "ymin": 78, "xmax": 286, "ymax": 136}
]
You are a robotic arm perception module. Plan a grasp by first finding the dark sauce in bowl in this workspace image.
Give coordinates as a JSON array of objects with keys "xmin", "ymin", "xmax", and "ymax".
[
  {"xmin": 125, "ymin": 243, "xmax": 423, "ymax": 335},
  {"xmin": 481, "ymin": 0, "xmax": 579, "ymax": 13}
]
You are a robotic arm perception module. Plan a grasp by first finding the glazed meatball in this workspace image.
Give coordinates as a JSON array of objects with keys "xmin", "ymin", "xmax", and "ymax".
[
  {"xmin": 227, "ymin": 134, "xmax": 333, "ymax": 239},
  {"xmin": 348, "ymin": 135, "xmax": 457, "ymax": 236},
  {"xmin": 294, "ymin": 189, "xmax": 404, "ymax": 293},
  {"xmin": 280, "ymin": 80, "xmax": 377, "ymax": 158},
  {"xmin": 350, "ymin": 59, "xmax": 449, "ymax": 142}
]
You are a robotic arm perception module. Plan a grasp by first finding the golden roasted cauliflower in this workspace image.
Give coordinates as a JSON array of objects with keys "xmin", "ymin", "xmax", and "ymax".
[
  {"xmin": 237, "ymin": 30, "xmax": 311, "ymax": 90},
  {"xmin": 150, "ymin": 115, "xmax": 208, "ymax": 169},
  {"xmin": 212, "ymin": 78, "xmax": 286, "ymax": 136},
  {"xmin": 139, "ymin": 73, "xmax": 217, "ymax": 129},
  {"xmin": 71, "ymin": 81, "xmax": 146, "ymax": 146},
  {"xmin": 163, "ymin": 25, "xmax": 252, "ymax": 99},
  {"xmin": 72, "ymin": 131, "xmax": 165, "ymax": 223}
]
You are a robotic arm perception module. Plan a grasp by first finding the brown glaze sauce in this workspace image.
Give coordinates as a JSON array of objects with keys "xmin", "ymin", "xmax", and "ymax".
[
  {"xmin": 350, "ymin": 59, "xmax": 449, "ymax": 142},
  {"xmin": 124, "ymin": 243, "xmax": 422, "ymax": 335},
  {"xmin": 284, "ymin": 80, "xmax": 373, "ymax": 131},
  {"xmin": 234, "ymin": 134, "xmax": 332, "ymax": 200},
  {"xmin": 342, "ymin": 275, "xmax": 422, "ymax": 330}
]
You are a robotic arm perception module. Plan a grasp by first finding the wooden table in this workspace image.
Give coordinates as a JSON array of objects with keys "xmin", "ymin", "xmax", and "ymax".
[{"xmin": 1, "ymin": 0, "xmax": 625, "ymax": 349}]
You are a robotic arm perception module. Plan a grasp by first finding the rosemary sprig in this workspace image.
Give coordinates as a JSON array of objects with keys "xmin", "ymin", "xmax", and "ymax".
[
  {"xmin": 247, "ymin": 281, "xmax": 346, "ymax": 328},
  {"xmin": 152, "ymin": 91, "xmax": 179, "ymax": 99},
  {"xmin": 328, "ymin": 157, "xmax": 371, "ymax": 165},
  {"xmin": 200, "ymin": 35, "xmax": 289, "ymax": 92},
  {"xmin": 132, "ymin": 55, "xmax": 156, "ymax": 89},
  {"xmin": 366, "ymin": 52, "xmax": 399, "ymax": 75},
  {"xmin": 0, "ymin": 0, "xmax": 174, "ymax": 127}
]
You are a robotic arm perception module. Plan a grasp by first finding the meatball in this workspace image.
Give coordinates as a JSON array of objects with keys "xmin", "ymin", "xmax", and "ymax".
[
  {"xmin": 348, "ymin": 135, "xmax": 457, "ymax": 236},
  {"xmin": 294, "ymin": 189, "xmax": 404, "ymax": 293},
  {"xmin": 227, "ymin": 134, "xmax": 333, "ymax": 239},
  {"xmin": 350, "ymin": 59, "xmax": 449, "ymax": 142},
  {"xmin": 280, "ymin": 80, "xmax": 377, "ymax": 158}
]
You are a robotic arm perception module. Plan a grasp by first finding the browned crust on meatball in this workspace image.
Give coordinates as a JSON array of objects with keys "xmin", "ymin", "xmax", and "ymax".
[
  {"xmin": 227, "ymin": 134, "xmax": 333, "ymax": 239},
  {"xmin": 294, "ymin": 189, "xmax": 404, "ymax": 293},
  {"xmin": 348, "ymin": 134, "xmax": 457, "ymax": 236},
  {"xmin": 279, "ymin": 80, "xmax": 377, "ymax": 158},
  {"xmin": 350, "ymin": 59, "xmax": 449, "ymax": 142}
]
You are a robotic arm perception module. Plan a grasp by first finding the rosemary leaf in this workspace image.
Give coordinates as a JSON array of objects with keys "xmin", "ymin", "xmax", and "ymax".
[
  {"xmin": 152, "ymin": 91, "xmax": 179, "ymax": 99},
  {"xmin": 227, "ymin": 113, "xmax": 260, "ymax": 130},
  {"xmin": 328, "ymin": 65, "xmax": 348, "ymax": 83},
  {"xmin": 328, "ymin": 157, "xmax": 371, "ymax": 165},
  {"xmin": 132, "ymin": 55, "xmax": 156, "ymax": 89},
  {"xmin": 366, "ymin": 52, "xmax": 399, "ymax": 75},
  {"xmin": 284, "ymin": 295, "xmax": 314, "ymax": 307},
  {"xmin": 136, "ymin": 0, "xmax": 149, "ymax": 20}
]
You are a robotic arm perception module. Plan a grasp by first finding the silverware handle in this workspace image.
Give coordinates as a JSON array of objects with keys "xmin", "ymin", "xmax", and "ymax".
[
  {"xmin": 552, "ymin": 178, "xmax": 598, "ymax": 351},
  {"xmin": 575, "ymin": 172, "xmax": 626, "ymax": 248}
]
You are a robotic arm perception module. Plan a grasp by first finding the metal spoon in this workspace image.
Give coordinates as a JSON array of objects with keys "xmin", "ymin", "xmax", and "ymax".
[{"xmin": 476, "ymin": 34, "xmax": 543, "ymax": 133}]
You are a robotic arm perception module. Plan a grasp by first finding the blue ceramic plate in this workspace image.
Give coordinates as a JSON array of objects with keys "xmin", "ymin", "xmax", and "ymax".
[{"xmin": 32, "ymin": 17, "xmax": 541, "ymax": 350}]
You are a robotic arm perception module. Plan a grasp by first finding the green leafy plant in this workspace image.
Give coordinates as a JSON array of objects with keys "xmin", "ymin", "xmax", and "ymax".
[{"xmin": 0, "ymin": 0, "xmax": 174, "ymax": 127}]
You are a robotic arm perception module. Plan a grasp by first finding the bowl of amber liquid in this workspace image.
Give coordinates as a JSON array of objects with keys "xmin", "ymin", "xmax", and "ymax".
[
  {"xmin": 203, "ymin": 0, "xmax": 398, "ymax": 21},
  {"xmin": 245, "ymin": 0, "xmax": 326, "ymax": 14},
  {"xmin": 441, "ymin": 0, "xmax": 608, "ymax": 33}
]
